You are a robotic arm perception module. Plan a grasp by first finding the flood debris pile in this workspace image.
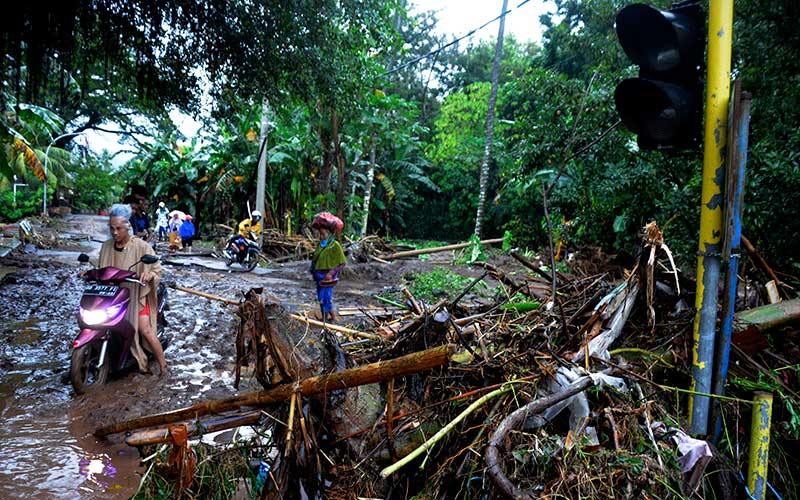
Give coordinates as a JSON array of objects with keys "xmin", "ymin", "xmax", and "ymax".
[
  {"xmin": 260, "ymin": 229, "xmax": 315, "ymax": 261},
  {"xmin": 94, "ymin": 223, "xmax": 800, "ymax": 499},
  {"xmin": 1, "ymin": 217, "xmax": 58, "ymax": 251}
]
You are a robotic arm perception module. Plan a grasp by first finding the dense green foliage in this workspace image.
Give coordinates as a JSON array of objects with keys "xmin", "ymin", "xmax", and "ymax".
[{"xmin": 1, "ymin": 0, "xmax": 797, "ymax": 271}]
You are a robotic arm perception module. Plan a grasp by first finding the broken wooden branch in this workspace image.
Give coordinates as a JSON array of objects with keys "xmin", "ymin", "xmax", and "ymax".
[
  {"xmin": 95, "ymin": 344, "xmax": 454, "ymax": 437},
  {"xmin": 742, "ymin": 235, "xmax": 785, "ymax": 295},
  {"xmin": 125, "ymin": 411, "xmax": 261, "ymax": 447},
  {"xmin": 510, "ymin": 250, "xmax": 568, "ymax": 283},
  {"xmin": 485, "ymin": 375, "xmax": 596, "ymax": 500},
  {"xmin": 381, "ymin": 238, "xmax": 504, "ymax": 260},
  {"xmin": 402, "ymin": 287, "xmax": 423, "ymax": 315}
]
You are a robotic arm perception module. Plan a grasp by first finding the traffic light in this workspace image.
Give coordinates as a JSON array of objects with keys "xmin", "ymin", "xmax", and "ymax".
[{"xmin": 614, "ymin": 3, "xmax": 705, "ymax": 150}]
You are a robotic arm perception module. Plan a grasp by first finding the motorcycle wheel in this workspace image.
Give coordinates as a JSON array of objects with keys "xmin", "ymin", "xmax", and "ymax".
[
  {"xmin": 70, "ymin": 341, "xmax": 110, "ymax": 395},
  {"xmin": 223, "ymin": 247, "xmax": 234, "ymax": 266},
  {"xmin": 244, "ymin": 249, "xmax": 259, "ymax": 271}
]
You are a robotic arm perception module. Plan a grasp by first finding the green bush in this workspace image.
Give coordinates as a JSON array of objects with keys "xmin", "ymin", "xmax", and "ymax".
[
  {"xmin": 0, "ymin": 186, "xmax": 43, "ymax": 221},
  {"xmin": 71, "ymin": 161, "xmax": 123, "ymax": 212}
]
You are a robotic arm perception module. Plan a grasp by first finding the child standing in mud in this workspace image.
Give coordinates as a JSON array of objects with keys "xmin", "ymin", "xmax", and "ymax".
[{"xmin": 310, "ymin": 213, "xmax": 346, "ymax": 323}]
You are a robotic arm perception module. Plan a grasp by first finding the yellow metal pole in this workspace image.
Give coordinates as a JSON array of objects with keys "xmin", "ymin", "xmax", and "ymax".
[
  {"xmin": 747, "ymin": 392, "xmax": 773, "ymax": 499},
  {"xmin": 689, "ymin": 0, "xmax": 733, "ymax": 435}
]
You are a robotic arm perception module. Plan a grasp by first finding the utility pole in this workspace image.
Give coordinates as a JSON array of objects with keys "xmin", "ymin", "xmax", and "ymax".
[
  {"xmin": 255, "ymin": 99, "xmax": 270, "ymax": 245},
  {"xmin": 689, "ymin": 0, "xmax": 733, "ymax": 435}
]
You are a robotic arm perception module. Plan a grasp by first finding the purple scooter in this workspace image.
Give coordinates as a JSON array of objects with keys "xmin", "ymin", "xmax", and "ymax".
[{"xmin": 70, "ymin": 253, "xmax": 168, "ymax": 394}]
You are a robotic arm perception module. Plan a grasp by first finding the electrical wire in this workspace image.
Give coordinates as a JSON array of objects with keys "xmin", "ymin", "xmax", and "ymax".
[{"xmin": 383, "ymin": 0, "xmax": 533, "ymax": 75}]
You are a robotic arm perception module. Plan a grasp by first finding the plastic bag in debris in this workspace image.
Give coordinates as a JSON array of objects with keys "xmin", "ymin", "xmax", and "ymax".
[{"xmin": 523, "ymin": 368, "xmax": 627, "ymax": 441}]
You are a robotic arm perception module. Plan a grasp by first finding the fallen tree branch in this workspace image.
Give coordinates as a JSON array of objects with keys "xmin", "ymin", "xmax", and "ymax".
[
  {"xmin": 125, "ymin": 411, "xmax": 261, "ymax": 447},
  {"xmin": 484, "ymin": 375, "xmax": 596, "ymax": 499},
  {"xmin": 381, "ymin": 238, "xmax": 504, "ymax": 260},
  {"xmin": 742, "ymin": 235, "xmax": 785, "ymax": 294},
  {"xmin": 510, "ymin": 250, "xmax": 567, "ymax": 283},
  {"xmin": 169, "ymin": 284, "xmax": 240, "ymax": 305},
  {"xmin": 95, "ymin": 344, "xmax": 454, "ymax": 437}
]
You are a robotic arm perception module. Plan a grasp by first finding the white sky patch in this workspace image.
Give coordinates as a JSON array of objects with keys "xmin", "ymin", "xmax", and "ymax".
[
  {"xmin": 411, "ymin": 0, "xmax": 555, "ymax": 45},
  {"xmin": 169, "ymin": 109, "xmax": 203, "ymax": 141}
]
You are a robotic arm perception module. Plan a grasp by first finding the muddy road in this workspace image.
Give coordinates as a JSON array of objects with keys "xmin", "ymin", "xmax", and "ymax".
[{"xmin": 0, "ymin": 215, "xmax": 434, "ymax": 499}]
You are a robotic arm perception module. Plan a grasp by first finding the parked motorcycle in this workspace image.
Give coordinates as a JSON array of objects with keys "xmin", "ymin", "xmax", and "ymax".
[
  {"xmin": 70, "ymin": 253, "xmax": 168, "ymax": 394},
  {"xmin": 222, "ymin": 230, "xmax": 261, "ymax": 271}
]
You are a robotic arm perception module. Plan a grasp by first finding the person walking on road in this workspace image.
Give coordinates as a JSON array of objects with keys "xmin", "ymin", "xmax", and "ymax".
[
  {"xmin": 168, "ymin": 212, "xmax": 183, "ymax": 250},
  {"xmin": 155, "ymin": 202, "xmax": 169, "ymax": 241},
  {"xmin": 179, "ymin": 215, "xmax": 196, "ymax": 250},
  {"xmin": 309, "ymin": 213, "xmax": 346, "ymax": 323}
]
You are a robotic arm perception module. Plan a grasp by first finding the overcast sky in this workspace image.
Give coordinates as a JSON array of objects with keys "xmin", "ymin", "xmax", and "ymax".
[
  {"xmin": 411, "ymin": 0, "xmax": 554, "ymax": 45},
  {"xmin": 90, "ymin": 2, "xmax": 557, "ymax": 163}
]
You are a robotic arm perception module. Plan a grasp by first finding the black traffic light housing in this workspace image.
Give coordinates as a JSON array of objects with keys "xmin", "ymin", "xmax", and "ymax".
[{"xmin": 614, "ymin": 2, "xmax": 705, "ymax": 150}]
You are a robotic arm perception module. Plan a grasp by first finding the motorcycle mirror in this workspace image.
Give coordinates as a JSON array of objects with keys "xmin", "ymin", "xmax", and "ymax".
[
  {"xmin": 78, "ymin": 253, "xmax": 90, "ymax": 263},
  {"xmin": 140, "ymin": 254, "xmax": 160, "ymax": 265}
]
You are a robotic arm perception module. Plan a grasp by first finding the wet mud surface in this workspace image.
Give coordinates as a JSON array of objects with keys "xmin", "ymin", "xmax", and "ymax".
[{"xmin": 0, "ymin": 215, "xmax": 478, "ymax": 498}]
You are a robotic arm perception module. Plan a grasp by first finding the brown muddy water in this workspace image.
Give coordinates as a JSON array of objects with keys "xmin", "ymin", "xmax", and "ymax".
[
  {"xmin": 0, "ymin": 236, "xmax": 400, "ymax": 499},
  {"xmin": 0, "ymin": 263, "xmax": 144, "ymax": 499},
  {"xmin": 0, "ymin": 254, "xmax": 286, "ymax": 498}
]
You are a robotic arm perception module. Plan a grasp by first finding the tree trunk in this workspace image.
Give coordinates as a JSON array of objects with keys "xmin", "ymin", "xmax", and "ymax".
[
  {"xmin": 315, "ymin": 103, "xmax": 334, "ymax": 201},
  {"xmin": 382, "ymin": 238, "xmax": 504, "ymax": 260},
  {"xmin": 95, "ymin": 344, "xmax": 453, "ymax": 437},
  {"xmin": 332, "ymin": 110, "xmax": 349, "ymax": 223},
  {"xmin": 474, "ymin": 0, "xmax": 508, "ymax": 238},
  {"xmin": 361, "ymin": 133, "xmax": 377, "ymax": 235}
]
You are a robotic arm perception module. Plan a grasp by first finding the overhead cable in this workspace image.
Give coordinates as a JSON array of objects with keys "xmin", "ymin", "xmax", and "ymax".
[{"xmin": 383, "ymin": 0, "xmax": 533, "ymax": 75}]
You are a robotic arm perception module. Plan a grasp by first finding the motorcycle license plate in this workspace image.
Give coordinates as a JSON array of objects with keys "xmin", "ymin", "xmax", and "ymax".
[{"xmin": 83, "ymin": 284, "xmax": 119, "ymax": 297}]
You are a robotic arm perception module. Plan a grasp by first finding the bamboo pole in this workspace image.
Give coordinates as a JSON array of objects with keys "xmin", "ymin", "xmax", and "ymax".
[
  {"xmin": 381, "ymin": 238, "xmax": 504, "ymax": 260},
  {"xmin": 381, "ymin": 384, "xmax": 513, "ymax": 478},
  {"xmin": 287, "ymin": 313, "xmax": 381, "ymax": 340},
  {"xmin": 95, "ymin": 344, "xmax": 454, "ymax": 437},
  {"xmin": 169, "ymin": 284, "xmax": 240, "ymax": 305},
  {"xmin": 734, "ymin": 298, "xmax": 800, "ymax": 337}
]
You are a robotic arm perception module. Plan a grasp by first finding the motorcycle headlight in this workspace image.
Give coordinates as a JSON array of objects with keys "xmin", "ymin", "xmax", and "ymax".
[{"xmin": 80, "ymin": 304, "xmax": 124, "ymax": 325}]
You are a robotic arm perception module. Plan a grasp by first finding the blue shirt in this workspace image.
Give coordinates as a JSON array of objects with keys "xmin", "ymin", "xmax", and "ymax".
[{"xmin": 178, "ymin": 220, "xmax": 195, "ymax": 239}]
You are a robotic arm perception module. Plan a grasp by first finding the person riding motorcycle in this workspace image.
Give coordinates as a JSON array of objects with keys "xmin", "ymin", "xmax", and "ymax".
[
  {"xmin": 224, "ymin": 210, "xmax": 262, "ymax": 262},
  {"xmin": 238, "ymin": 210, "xmax": 262, "ymax": 240}
]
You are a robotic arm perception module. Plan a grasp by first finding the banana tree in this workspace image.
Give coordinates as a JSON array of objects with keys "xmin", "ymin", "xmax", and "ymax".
[
  {"xmin": 1, "ymin": 101, "xmax": 76, "ymax": 210},
  {"xmin": 122, "ymin": 130, "xmax": 209, "ymax": 218}
]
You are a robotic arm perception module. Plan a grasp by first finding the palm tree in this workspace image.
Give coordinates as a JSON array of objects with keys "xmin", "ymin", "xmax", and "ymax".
[{"xmin": 474, "ymin": 0, "xmax": 508, "ymax": 238}]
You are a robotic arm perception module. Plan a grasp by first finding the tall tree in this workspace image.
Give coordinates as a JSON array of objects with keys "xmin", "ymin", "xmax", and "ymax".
[{"xmin": 474, "ymin": 0, "xmax": 508, "ymax": 237}]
